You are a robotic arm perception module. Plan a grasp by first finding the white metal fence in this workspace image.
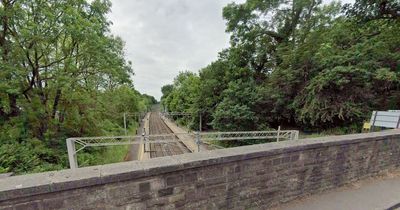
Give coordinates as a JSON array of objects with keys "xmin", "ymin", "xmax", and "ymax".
[{"xmin": 66, "ymin": 130, "xmax": 299, "ymax": 169}]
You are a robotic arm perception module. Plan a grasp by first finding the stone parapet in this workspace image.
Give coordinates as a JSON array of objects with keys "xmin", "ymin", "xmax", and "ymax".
[{"xmin": 1, "ymin": 130, "xmax": 400, "ymax": 209}]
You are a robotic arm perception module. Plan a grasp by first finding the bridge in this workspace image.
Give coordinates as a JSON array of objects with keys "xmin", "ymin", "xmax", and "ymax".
[
  {"xmin": 66, "ymin": 112, "xmax": 297, "ymax": 168},
  {"xmin": 1, "ymin": 114, "xmax": 400, "ymax": 209}
]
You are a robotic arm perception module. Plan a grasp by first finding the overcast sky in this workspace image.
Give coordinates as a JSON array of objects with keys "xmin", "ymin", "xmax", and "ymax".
[{"xmin": 108, "ymin": 0, "xmax": 354, "ymax": 100}]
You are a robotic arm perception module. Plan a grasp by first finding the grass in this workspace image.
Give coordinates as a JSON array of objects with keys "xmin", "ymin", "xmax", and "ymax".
[
  {"xmin": 298, "ymin": 125, "xmax": 364, "ymax": 139},
  {"xmin": 94, "ymin": 145, "xmax": 130, "ymax": 165},
  {"xmin": 80, "ymin": 122, "xmax": 139, "ymax": 167},
  {"xmin": 99, "ymin": 123, "xmax": 140, "ymax": 164}
]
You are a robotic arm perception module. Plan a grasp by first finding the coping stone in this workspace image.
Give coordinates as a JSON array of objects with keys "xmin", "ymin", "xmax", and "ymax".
[
  {"xmin": 0, "ymin": 172, "xmax": 53, "ymax": 201},
  {"xmin": 0, "ymin": 129, "xmax": 399, "ymax": 202},
  {"xmin": 140, "ymin": 156, "xmax": 183, "ymax": 176},
  {"xmin": 100, "ymin": 161, "xmax": 144, "ymax": 183},
  {"xmin": 49, "ymin": 165, "xmax": 102, "ymax": 192}
]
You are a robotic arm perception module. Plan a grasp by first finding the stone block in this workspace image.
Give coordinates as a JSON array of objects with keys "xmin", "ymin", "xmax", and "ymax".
[
  {"xmin": 203, "ymin": 176, "xmax": 226, "ymax": 186},
  {"xmin": 183, "ymin": 172, "xmax": 198, "ymax": 183},
  {"xmin": 158, "ymin": 187, "xmax": 174, "ymax": 197},
  {"xmin": 200, "ymin": 166, "xmax": 224, "ymax": 178},
  {"xmin": 146, "ymin": 196, "xmax": 169, "ymax": 208},
  {"xmin": 139, "ymin": 182, "xmax": 150, "ymax": 193},
  {"xmin": 165, "ymin": 174, "xmax": 183, "ymax": 186},
  {"xmin": 14, "ymin": 200, "xmax": 41, "ymax": 210},
  {"xmin": 0, "ymin": 205, "xmax": 13, "ymax": 210},
  {"xmin": 170, "ymin": 193, "xmax": 185, "ymax": 202}
]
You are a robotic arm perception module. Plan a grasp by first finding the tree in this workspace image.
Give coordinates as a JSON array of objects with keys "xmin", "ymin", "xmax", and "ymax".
[
  {"xmin": 211, "ymin": 77, "xmax": 258, "ymax": 131},
  {"xmin": 162, "ymin": 0, "xmax": 400, "ymax": 133},
  {"xmin": 162, "ymin": 72, "xmax": 200, "ymax": 128},
  {"xmin": 161, "ymin": 84, "xmax": 173, "ymax": 111},
  {"xmin": 345, "ymin": 0, "xmax": 400, "ymax": 22},
  {"xmin": 0, "ymin": 0, "xmax": 155, "ymax": 173},
  {"xmin": 196, "ymin": 60, "xmax": 230, "ymax": 130}
]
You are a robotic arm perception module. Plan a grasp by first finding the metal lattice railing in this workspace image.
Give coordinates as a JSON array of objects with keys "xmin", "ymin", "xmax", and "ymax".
[
  {"xmin": 160, "ymin": 112, "xmax": 193, "ymax": 116},
  {"xmin": 68, "ymin": 133, "xmax": 190, "ymax": 152},
  {"xmin": 71, "ymin": 134, "xmax": 183, "ymax": 146},
  {"xmin": 198, "ymin": 130, "xmax": 298, "ymax": 141},
  {"xmin": 66, "ymin": 133, "xmax": 194, "ymax": 169},
  {"xmin": 66, "ymin": 130, "xmax": 298, "ymax": 169}
]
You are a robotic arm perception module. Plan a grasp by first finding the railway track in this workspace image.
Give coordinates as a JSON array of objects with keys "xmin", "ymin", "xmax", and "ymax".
[{"xmin": 148, "ymin": 112, "xmax": 191, "ymax": 158}]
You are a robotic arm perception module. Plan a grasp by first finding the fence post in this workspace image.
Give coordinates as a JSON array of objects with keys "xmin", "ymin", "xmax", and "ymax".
[
  {"xmin": 195, "ymin": 132, "xmax": 201, "ymax": 152},
  {"xmin": 293, "ymin": 131, "xmax": 299, "ymax": 140},
  {"xmin": 123, "ymin": 112, "xmax": 127, "ymax": 136},
  {"xmin": 142, "ymin": 129, "xmax": 146, "ymax": 152},
  {"xmin": 277, "ymin": 126, "xmax": 281, "ymax": 142},
  {"xmin": 370, "ymin": 111, "xmax": 378, "ymax": 132},
  {"xmin": 66, "ymin": 138, "xmax": 78, "ymax": 169},
  {"xmin": 397, "ymin": 115, "xmax": 400, "ymax": 129},
  {"xmin": 199, "ymin": 112, "xmax": 202, "ymax": 132}
]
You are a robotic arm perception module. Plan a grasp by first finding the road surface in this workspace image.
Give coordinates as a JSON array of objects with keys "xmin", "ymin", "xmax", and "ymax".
[{"xmin": 279, "ymin": 173, "xmax": 400, "ymax": 210}]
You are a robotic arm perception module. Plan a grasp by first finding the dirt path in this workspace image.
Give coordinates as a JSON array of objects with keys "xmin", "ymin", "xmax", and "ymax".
[{"xmin": 123, "ymin": 118, "xmax": 144, "ymax": 161}]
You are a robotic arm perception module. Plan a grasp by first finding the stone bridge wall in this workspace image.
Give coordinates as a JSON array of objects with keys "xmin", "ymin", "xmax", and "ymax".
[{"xmin": 1, "ymin": 130, "xmax": 400, "ymax": 210}]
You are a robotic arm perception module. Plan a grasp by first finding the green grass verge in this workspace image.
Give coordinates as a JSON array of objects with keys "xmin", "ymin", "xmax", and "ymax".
[
  {"xmin": 93, "ymin": 145, "xmax": 130, "ymax": 165},
  {"xmin": 79, "ymin": 122, "xmax": 139, "ymax": 167}
]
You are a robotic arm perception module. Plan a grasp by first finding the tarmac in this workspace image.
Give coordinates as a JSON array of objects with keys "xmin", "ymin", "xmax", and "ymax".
[{"xmin": 279, "ymin": 172, "xmax": 400, "ymax": 210}]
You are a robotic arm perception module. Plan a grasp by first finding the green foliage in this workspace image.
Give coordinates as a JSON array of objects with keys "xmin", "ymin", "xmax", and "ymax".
[
  {"xmin": 0, "ymin": 141, "xmax": 65, "ymax": 174},
  {"xmin": 161, "ymin": 0, "xmax": 400, "ymax": 135},
  {"xmin": 0, "ymin": 0, "xmax": 156, "ymax": 174},
  {"xmin": 211, "ymin": 77, "xmax": 258, "ymax": 131},
  {"xmin": 195, "ymin": 60, "xmax": 230, "ymax": 130},
  {"xmin": 162, "ymin": 72, "xmax": 200, "ymax": 129},
  {"xmin": 344, "ymin": 0, "xmax": 400, "ymax": 22},
  {"xmin": 294, "ymin": 67, "xmax": 372, "ymax": 127},
  {"xmin": 78, "ymin": 145, "xmax": 130, "ymax": 168}
]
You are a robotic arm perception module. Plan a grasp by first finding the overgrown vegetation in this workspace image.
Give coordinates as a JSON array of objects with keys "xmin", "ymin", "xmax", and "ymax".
[
  {"xmin": 0, "ymin": 0, "xmax": 156, "ymax": 174},
  {"xmin": 162, "ymin": 0, "xmax": 400, "ymax": 137}
]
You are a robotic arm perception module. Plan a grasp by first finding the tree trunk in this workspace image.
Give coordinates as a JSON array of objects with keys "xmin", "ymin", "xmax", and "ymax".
[{"xmin": 52, "ymin": 89, "xmax": 61, "ymax": 119}]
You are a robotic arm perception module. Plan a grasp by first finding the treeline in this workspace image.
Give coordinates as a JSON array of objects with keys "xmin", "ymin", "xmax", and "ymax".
[
  {"xmin": 0, "ymin": 0, "xmax": 156, "ymax": 174},
  {"xmin": 161, "ymin": 0, "xmax": 400, "ymax": 133}
]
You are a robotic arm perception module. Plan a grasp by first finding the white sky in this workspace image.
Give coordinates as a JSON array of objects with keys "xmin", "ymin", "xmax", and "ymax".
[{"xmin": 108, "ymin": 0, "xmax": 354, "ymax": 100}]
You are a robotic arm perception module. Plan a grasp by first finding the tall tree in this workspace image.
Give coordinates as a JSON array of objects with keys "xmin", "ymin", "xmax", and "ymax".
[{"xmin": 0, "ymin": 0, "xmax": 154, "ymax": 173}]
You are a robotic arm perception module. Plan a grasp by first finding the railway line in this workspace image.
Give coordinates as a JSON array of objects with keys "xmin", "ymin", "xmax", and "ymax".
[{"xmin": 148, "ymin": 112, "xmax": 191, "ymax": 158}]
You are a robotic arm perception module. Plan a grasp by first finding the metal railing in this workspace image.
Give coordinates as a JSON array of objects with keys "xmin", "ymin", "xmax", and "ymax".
[
  {"xmin": 197, "ymin": 130, "xmax": 299, "ymax": 141},
  {"xmin": 160, "ymin": 112, "xmax": 193, "ymax": 116},
  {"xmin": 66, "ymin": 130, "xmax": 299, "ymax": 169}
]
